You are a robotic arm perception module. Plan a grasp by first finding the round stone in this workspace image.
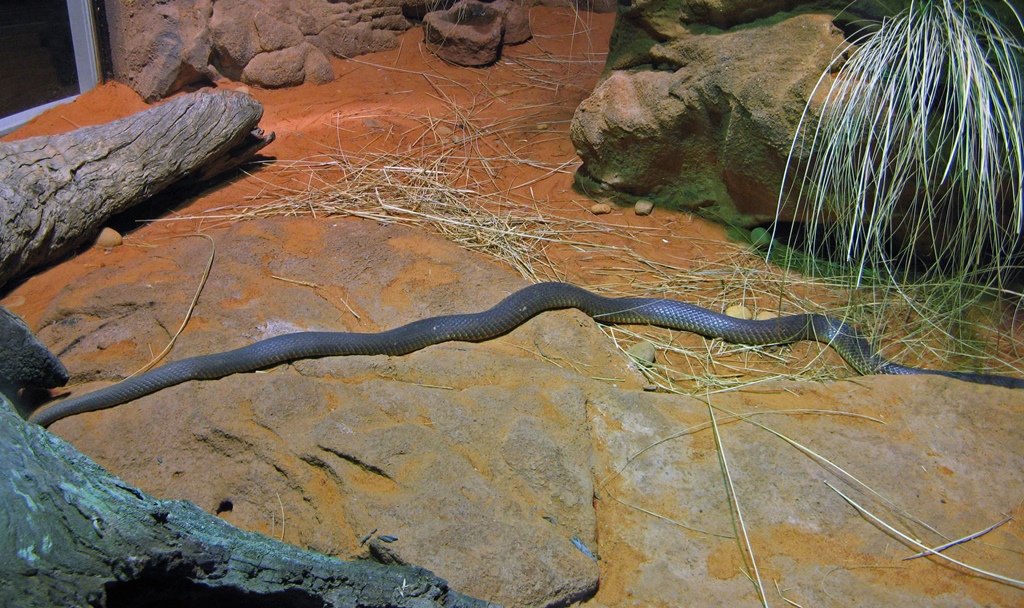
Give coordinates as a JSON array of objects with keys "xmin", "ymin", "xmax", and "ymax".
[
  {"xmin": 750, "ymin": 227, "xmax": 772, "ymax": 249},
  {"xmin": 634, "ymin": 199, "xmax": 654, "ymax": 216},
  {"xmin": 95, "ymin": 227, "xmax": 123, "ymax": 248},
  {"xmin": 627, "ymin": 340, "xmax": 657, "ymax": 365},
  {"xmin": 725, "ymin": 304, "xmax": 753, "ymax": 320}
]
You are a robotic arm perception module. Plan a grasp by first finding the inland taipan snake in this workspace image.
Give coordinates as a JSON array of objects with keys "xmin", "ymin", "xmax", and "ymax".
[{"xmin": 27, "ymin": 282, "xmax": 1024, "ymax": 427}]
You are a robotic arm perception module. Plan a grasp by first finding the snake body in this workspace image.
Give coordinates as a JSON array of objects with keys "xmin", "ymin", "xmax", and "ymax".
[{"xmin": 28, "ymin": 282, "xmax": 1024, "ymax": 427}]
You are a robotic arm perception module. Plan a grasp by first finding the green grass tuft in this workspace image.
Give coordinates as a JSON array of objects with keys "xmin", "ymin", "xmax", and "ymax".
[{"xmin": 773, "ymin": 0, "xmax": 1024, "ymax": 356}]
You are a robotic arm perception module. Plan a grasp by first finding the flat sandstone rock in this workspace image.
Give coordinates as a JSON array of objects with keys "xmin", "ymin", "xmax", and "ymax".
[{"xmin": 36, "ymin": 219, "xmax": 630, "ymax": 607}]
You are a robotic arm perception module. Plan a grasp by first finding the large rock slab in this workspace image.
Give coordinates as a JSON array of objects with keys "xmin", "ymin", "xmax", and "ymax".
[
  {"xmin": 35, "ymin": 219, "xmax": 634, "ymax": 607},
  {"xmin": 587, "ymin": 376, "xmax": 1024, "ymax": 606},
  {"xmin": 0, "ymin": 392, "xmax": 493, "ymax": 608}
]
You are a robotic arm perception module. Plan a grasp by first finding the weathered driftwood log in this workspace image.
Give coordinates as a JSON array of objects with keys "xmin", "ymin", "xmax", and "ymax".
[
  {"xmin": 0, "ymin": 393, "xmax": 496, "ymax": 607},
  {"xmin": 0, "ymin": 89, "xmax": 274, "ymax": 289}
]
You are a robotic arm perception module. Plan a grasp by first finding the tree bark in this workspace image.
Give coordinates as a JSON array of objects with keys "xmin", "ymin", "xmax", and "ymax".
[
  {"xmin": 0, "ymin": 89, "xmax": 274, "ymax": 289},
  {"xmin": 0, "ymin": 393, "xmax": 496, "ymax": 607}
]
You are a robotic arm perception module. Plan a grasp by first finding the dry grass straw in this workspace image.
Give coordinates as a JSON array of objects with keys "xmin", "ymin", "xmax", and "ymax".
[
  {"xmin": 592, "ymin": 250, "xmax": 856, "ymax": 392},
  {"xmin": 600, "ymin": 248, "xmax": 1024, "ymax": 393},
  {"xmin": 127, "ymin": 233, "xmax": 216, "ymax": 377},
  {"xmin": 198, "ymin": 129, "xmax": 627, "ymax": 284},
  {"xmin": 704, "ymin": 393, "xmax": 769, "ymax": 606}
]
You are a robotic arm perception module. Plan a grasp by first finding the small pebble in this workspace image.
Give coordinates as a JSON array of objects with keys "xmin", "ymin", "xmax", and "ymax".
[
  {"xmin": 3, "ymin": 295, "xmax": 25, "ymax": 308},
  {"xmin": 642, "ymin": 384, "xmax": 658, "ymax": 392},
  {"xmin": 590, "ymin": 202, "xmax": 612, "ymax": 215},
  {"xmin": 362, "ymin": 118, "xmax": 383, "ymax": 128},
  {"xmin": 95, "ymin": 227, "xmax": 123, "ymax": 248},
  {"xmin": 535, "ymin": 123, "xmax": 549, "ymax": 131},
  {"xmin": 725, "ymin": 304, "xmax": 753, "ymax": 320},
  {"xmin": 634, "ymin": 199, "xmax": 654, "ymax": 216},
  {"xmin": 234, "ymin": 85, "xmax": 251, "ymax": 95},
  {"xmin": 754, "ymin": 310, "xmax": 778, "ymax": 321},
  {"xmin": 435, "ymin": 125, "xmax": 454, "ymax": 137},
  {"xmin": 627, "ymin": 341, "xmax": 656, "ymax": 365}
]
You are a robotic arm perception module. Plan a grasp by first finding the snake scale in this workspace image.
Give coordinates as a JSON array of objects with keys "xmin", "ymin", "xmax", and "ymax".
[{"xmin": 27, "ymin": 282, "xmax": 1024, "ymax": 427}]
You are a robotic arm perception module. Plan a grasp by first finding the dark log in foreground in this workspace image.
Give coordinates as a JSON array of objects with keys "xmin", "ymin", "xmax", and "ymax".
[
  {"xmin": 0, "ymin": 394, "xmax": 496, "ymax": 608},
  {"xmin": 0, "ymin": 89, "xmax": 274, "ymax": 289},
  {"xmin": 0, "ymin": 304, "xmax": 67, "ymax": 388},
  {"xmin": 0, "ymin": 304, "xmax": 68, "ymax": 419}
]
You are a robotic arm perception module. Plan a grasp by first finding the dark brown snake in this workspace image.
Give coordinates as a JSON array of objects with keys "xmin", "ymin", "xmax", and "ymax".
[{"xmin": 27, "ymin": 282, "xmax": 1023, "ymax": 427}]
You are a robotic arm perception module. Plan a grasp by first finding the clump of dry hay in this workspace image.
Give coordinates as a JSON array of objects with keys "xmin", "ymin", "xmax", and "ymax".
[
  {"xmin": 594, "ymin": 252, "xmax": 854, "ymax": 393},
  {"xmin": 199, "ymin": 142, "xmax": 629, "ymax": 284}
]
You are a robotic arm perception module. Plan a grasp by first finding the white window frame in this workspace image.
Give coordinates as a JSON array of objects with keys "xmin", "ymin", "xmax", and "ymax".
[{"xmin": 0, "ymin": 0, "xmax": 101, "ymax": 136}]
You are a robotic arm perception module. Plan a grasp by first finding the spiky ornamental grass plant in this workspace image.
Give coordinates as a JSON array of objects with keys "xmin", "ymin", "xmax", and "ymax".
[{"xmin": 774, "ymin": 0, "xmax": 1024, "ymax": 338}]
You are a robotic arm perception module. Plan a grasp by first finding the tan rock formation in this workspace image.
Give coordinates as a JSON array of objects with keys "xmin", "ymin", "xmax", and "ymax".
[{"xmin": 571, "ymin": 12, "xmax": 845, "ymax": 225}]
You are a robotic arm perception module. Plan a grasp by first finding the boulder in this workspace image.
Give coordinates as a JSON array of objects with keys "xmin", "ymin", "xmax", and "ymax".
[
  {"xmin": 103, "ymin": 0, "xmax": 215, "ymax": 101},
  {"xmin": 307, "ymin": 22, "xmax": 405, "ymax": 60},
  {"xmin": 303, "ymin": 44, "xmax": 337, "ymax": 84},
  {"xmin": 241, "ymin": 43, "xmax": 335, "ymax": 88},
  {"xmin": 571, "ymin": 12, "xmax": 846, "ymax": 225},
  {"xmin": 673, "ymin": 0, "xmax": 803, "ymax": 28},
  {"xmin": 36, "ymin": 219, "xmax": 620, "ymax": 607},
  {"xmin": 423, "ymin": 0, "xmax": 532, "ymax": 67},
  {"xmin": 499, "ymin": 0, "xmax": 533, "ymax": 45}
]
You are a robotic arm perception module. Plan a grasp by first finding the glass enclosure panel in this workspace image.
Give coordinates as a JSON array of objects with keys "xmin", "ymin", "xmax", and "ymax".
[{"xmin": 0, "ymin": 0, "xmax": 81, "ymax": 120}]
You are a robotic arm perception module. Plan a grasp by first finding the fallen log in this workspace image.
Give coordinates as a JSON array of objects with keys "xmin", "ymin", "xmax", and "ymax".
[
  {"xmin": 0, "ymin": 392, "xmax": 495, "ymax": 607},
  {"xmin": 0, "ymin": 89, "xmax": 274, "ymax": 289}
]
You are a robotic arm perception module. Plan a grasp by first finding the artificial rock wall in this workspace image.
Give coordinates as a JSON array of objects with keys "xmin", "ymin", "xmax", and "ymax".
[
  {"xmin": 101, "ymin": 0, "xmax": 613, "ymax": 101},
  {"xmin": 103, "ymin": 0, "xmax": 410, "ymax": 100}
]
